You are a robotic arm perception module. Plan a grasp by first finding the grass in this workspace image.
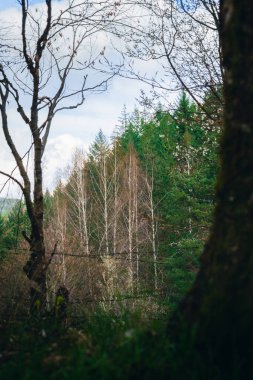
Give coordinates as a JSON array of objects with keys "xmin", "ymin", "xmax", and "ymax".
[
  {"xmin": 0, "ymin": 311, "xmax": 172, "ymax": 380},
  {"xmin": 0, "ymin": 307, "xmax": 249, "ymax": 380}
]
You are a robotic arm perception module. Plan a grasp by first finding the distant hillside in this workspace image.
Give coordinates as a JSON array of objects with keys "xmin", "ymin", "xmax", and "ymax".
[{"xmin": 0, "ymin": 198, "xmax": 19, "ymax": 215}]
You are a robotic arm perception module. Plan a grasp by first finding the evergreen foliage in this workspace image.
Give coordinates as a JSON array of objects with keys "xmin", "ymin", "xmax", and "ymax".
[{"xmin": 0, "ymin": 201, "xmax": 30, "ymax": 259}]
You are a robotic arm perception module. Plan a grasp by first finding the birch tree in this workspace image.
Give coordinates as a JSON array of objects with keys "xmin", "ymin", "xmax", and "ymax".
[
  {"xmin": 65, "ymin": 150, "xmax": 91, "ymax": 255},
  {"xmin": 89, "ymin": 130, "xmax": 112, "ymax": 255},
  {"xmin": 145, "ymin": 158, "xmax": 158, "ymax": 289}
]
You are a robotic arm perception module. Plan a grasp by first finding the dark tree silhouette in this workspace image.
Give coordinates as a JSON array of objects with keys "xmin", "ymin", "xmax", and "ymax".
[{"xmin": 173, "ymin": 0, "xmax": 253, "ymax": 375}]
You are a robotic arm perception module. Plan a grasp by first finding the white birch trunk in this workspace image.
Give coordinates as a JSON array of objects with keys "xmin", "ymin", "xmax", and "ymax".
[{"xmin": 146, "ymin": 161, "xmax": 158, "ymax": 289}]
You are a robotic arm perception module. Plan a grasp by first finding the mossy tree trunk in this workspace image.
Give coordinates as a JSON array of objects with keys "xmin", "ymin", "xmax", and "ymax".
[{"xmin": 175, "ymin": 0, "xmax": 253, "ymax": 373}]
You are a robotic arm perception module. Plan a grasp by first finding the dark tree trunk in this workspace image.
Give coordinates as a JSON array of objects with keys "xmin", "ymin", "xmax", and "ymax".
[
  {"xmin": 20, "ymin": 0, "xmax": 51, "ymax": 315},
  {"xmin": 172, "ymin": 0, "xmax": 253, "ymax": 375},
  {"xmin": 23, "ymin": 162, "xmax": 47, "ymax": 315},
  {"xmin": 23, "ymin": 234, "xmax": 47, "ymax": 315}
]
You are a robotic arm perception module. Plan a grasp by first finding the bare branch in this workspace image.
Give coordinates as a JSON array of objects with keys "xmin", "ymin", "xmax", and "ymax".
[
  {"xmin": 0, "ymin": 82, "xmax": 31, "ymax": 193},
  {"xmin": 179, "ymin": 1, "xmax": 217, "ymax": 31},
  {"xmin": 21, "ymin": 0, "xmax": 35, "ymax": 75},
  {"xmin": 0, "ymin": 170, "xmax": 24, "ymax": 191},
  {"xmin": 0, "ymin": 66, "xmax": 30, "ymax": 125}
]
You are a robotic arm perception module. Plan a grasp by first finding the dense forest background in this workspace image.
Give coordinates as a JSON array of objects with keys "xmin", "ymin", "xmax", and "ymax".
[{"xmin": 0, "ymin": 90, "xmax": 220, "ymax": 319}]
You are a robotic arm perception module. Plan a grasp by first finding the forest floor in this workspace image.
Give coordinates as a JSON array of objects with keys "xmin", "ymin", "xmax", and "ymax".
[
  {"xmin": 0, "ymin": 309, "xmax": 245, "ymax": 380},
  {"xmin": 0, "ymin": 312, "xmax": 172, "ymax": 380}
]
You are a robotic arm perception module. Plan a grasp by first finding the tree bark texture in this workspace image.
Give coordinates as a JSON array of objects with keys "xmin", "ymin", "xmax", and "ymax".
[{"xmin": 175, "ymin": 0, "xmax": 253, "ymax": 373}]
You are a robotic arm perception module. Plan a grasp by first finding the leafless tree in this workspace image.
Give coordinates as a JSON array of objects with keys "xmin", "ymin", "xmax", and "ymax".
[
  {"xmin": 88, "ymin": 130, "xmax": 113, "ymax": 255},
  {"xmin": 0, "ymin": 0, "xmax": 123, "ymax": 314},
  {"xmin": 144, "ymin": 158, "xmax": 158, "ymax": 289},
  {"xmin": 117, "ymin": 0, "xmax": 222, "ymax": 120},
  {"xmin": 65, "ymin": 150, "xmax": 91, "ymax": 255}
]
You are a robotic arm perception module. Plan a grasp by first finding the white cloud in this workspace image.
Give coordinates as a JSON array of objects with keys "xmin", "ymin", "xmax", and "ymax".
[{"xmin": 43, "ymin": 134, "xmax": 87, "ymax": 191}]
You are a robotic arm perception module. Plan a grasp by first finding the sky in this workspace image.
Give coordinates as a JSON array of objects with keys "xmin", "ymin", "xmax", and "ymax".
[
  {"xmin": 0, "ymin": 0, "xmax": 53, "ymax": 9},
  {"xmin": 0, "ymin": 0, "xmax": 153, "ymax": 198}
]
